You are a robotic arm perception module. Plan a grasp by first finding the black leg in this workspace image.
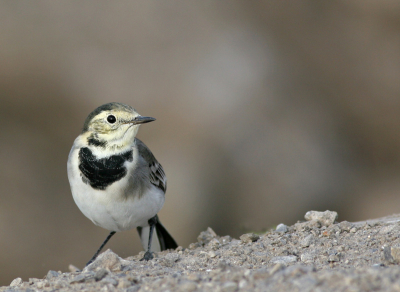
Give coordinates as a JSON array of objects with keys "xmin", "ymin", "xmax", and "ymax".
[
  {"xmin": 86, "ymin": 231, "xmax": 116, "ymax": 267},
  {"xmin": 140, "ymin": 216, "xmax": 157, "ymax": 261}
]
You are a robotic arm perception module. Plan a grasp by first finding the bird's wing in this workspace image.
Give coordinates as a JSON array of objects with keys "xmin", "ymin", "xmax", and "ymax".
[{"xmin": 135, "ymin": 138, "xmax": 167, "ymax": 192}]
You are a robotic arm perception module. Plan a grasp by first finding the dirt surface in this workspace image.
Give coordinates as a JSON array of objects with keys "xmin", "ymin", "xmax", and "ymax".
[{"xmin": 4, "ymin": 211, "xmax": 400, "ymax": 292}]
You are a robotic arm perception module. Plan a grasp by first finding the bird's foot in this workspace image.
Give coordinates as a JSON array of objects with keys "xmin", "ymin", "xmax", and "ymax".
[{"xmin": 140, "ymin": 251, "xmax": 154, "ymax": 261}]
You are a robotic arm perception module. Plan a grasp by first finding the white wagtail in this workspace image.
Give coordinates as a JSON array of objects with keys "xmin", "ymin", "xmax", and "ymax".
[{"xmin": 67, "ymin": 102, "xmax": 177, "ymax": 266}]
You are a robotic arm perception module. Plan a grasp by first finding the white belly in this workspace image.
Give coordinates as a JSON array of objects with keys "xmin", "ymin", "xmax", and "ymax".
[{"xmin": 67, "ymin": 145, "xmax": 165, "ymax": 232}]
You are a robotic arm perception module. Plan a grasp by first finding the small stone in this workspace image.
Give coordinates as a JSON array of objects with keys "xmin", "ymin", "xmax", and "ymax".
[
  {"xmin": 240, "ymin": 233, "xmax": 260, "ymax": 244},
  {"xmin": 208, "ymin": 251, "xmax": 217, "ymax": 258},
  {"xmin": 95, "ymin": 268, "xmax": 108, "ymax": 281},
  {"xmin": 70, "ymin": 274, "xmax": 87, "ymax": 284},
  {"xmin": 29, "ymin": 278, "xmax": 40, "ymax": 284},
  {"xmin": 304, "ymin": 210, "xmax": 338, "ymax": 227},
  {"xmin": 10, "ymin": 277, "xmax": 23, "ymax": 287},
  {"xmin": 363, "ymin": 223, "xmax": 371, "ymax": 229},
  {"xmin": 301, "ymin": 235, "xmax": 314, "ymax": 247},
  {"xmin": 166, "ymin": 252, "xmax": 180, "ymax": 262},
  {"xmin": 221, "ymin": 281, "xmax": 238, "ymax": 292},
  {"xmin": 84, "ymin": 249, "xmax": 123, "ymax": 272},
  {"xmin": 220, "ymin": 235, "xmax": 232, "ymax": 244},
  {"xmin": 350, "ymin": 227, "xmax": 357, "ymax": 233},
  {"xmin": 162, "ymin": 252, "xmax": 181, "ymax": 267},
  {"xmin": 383, "ymin": 245, "xmax": 400, "ymax": 264},
  {"xmin": 328, "ymin": 254, "xmax": 340, "ymax": 262},
  {"xmin": 197, "ymin": 227, "xmax": 217, "ymax": 245},
  {"xmin": 276, "ymin": 224, "xmax": 288, "ymax": 233},
  {"xmin": 270, "ymin": 256, "xmax": 297, "ymax": 265},
  {"xmin": 101, "ymin": 276, "xmax": 118, "ymax": 286},
  {"xmin": 339, "ymin": 221, "xmax": 354, "ymax": 232},
  {"xmin": 46, "ymin": 270, "xmax": 59, "ymax": 280},
  {"xmin": 208, "ymin": 238, "xmax": 221, "ymax": 250},
  {"xmin": 322, "ymin": 230, "xmax": 331, "ymax": 237},
  {"xmin": 117, "ymin": 279, "xmax": 132, "ymax": 288},
  {"xmin": 300, "ymin": 253, "xmax": 314, "ymax": 263},
  {"xmin": 188, "ymin": 242, "xmax": 200, "ymax": 250},
  {"xmin": 294, "ymin": 220, "xmax": 321, "ymax": 232},
  {"xmin": 391, "ymin": 246, "xmax": 400, "ymax": 263}
]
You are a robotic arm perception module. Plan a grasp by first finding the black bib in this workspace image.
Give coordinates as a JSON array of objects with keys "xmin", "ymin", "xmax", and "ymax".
[{"xmin": 78, "ymin": 147, "xmax": 133, "ymax": 190}]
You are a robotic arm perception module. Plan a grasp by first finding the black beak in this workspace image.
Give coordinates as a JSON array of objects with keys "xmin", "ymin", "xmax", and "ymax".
[{"xmin": 130, "ymin": 116, "xmax": 156, "ymax": 124}]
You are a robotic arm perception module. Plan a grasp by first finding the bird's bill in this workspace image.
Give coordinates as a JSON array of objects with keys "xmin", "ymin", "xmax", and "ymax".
[{"xmin": 128, "ymin": 116, "xmax": 156, "ymax": 125}]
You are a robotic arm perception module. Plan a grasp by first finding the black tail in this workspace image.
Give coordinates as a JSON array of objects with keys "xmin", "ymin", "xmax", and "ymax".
[
  {"xmin": 155, "ymin": 218, "xmax": 178, "ymax": 250},
  {"xmin": 137, "ymin": 215, "xmax": 178, "ymax": 252}
]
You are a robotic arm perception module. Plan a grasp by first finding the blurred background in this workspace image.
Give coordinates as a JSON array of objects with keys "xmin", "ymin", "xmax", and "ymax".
[{"xmin": 1, "ymin": 0, "xmax": 400, "ymax": 285}]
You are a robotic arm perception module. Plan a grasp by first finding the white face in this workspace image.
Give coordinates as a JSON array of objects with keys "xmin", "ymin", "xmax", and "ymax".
[{"xmin": 87, "ymin": 109, "xmax": 142, "ymax": 150}]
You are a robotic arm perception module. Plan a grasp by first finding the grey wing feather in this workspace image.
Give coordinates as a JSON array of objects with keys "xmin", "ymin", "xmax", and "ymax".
[{"xmin": 135, "ymin": 138, "xmax": 167, "ymax": 192}]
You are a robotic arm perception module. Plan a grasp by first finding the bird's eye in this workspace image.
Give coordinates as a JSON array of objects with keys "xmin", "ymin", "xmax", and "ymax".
[{"xmin": 107, "ymin": 115, "xmax": 116, "ymax": 124}]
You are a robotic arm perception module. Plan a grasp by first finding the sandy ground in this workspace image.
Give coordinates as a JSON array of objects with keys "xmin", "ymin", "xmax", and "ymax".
[{"xmin": 3, "ymin": 210, "xmax": 400, "ymax": 292}]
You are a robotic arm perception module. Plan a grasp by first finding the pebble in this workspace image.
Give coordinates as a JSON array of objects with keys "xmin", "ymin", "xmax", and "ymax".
[
  {"xmin": 350, "ymin": 227, "xmax": 357, "ymax": 233},
  {"xmin": 10, "ymin": 278, "xmax": 22, "ymax": 287},
  {"xmin": 300, "ymin": 253, "xmax": 314, "ymax": 263},
  {"xmin": 101, "ymin": 276, "xmax": 118, "ymax": 286},
  {"xmin": 209, "ymin": 238, "xmax": 221, "ymax": 250},
  {"xmin": 45, "ymin": 270, "xmax": 58, "ymax": 280},
  {"xmin": 70, "ymin": 274, "xmax": 87, "ymax": 284},
  {"xmin": 36, "ymin": 280, "xmax": 49, "ymax": 289},
  {"xmin": 390, "ymin": 246, "xmax": 400, "ymax": 263},
  {"xmin": 328, "ymin": 254, "xmax": 340, "ymax": 262},
  {"xmin": 304, "ymin": 210, "xmax": 338, "ymax": 227},
  {"xmin": 84, "ymin": 249, "xmax": 123, "ymax": 272},
  {"xmin": 270, "ymin": 256, "xmax": 298, "ymax": 265},
  {"xmin": 240, "ymin": 233, "xmax": 260, "ymax": 244},
  {"xmin": 208, "ymin": 251, "xmax": 217, "ymax": 258},
  {"xmin": 117, "ymin": 279, "xmax": 132, "ymax": 288},
  {"xmin": 295, "ymin": 220, "xmax": 321, "ymax": 231},
  {"xmin": 197, "ymin": 227, "xmax": 217, "ymax": 245},
  {"xmin": 301, "ymin": 234, "xmax": 314, "ymax": 247},
  {"xmin": 162, "ymin": 252, "xmax": 181, "ymax": 267},
  {"xmin": 95, "ymin": 268, "xmax": 108, "ymax": 281},
  {"xmin": 383, "ymin": 245, "xmax": 400, "ymax": 264},
  {"xmin": 339, "ymin": 221, "xmax": 354, "ymax": 232},
  {"xmin": 276, "ymin": 223, "xmax": 288, "ymax": 233}
]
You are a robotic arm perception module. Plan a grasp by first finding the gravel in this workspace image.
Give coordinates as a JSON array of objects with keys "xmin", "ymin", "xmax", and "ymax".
[{"xmin": 3, "ymin": 210, "xmax": 400, "ymax": 291}]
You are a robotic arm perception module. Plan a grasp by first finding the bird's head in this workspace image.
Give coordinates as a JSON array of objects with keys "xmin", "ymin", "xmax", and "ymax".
[{"xmin": 82, "ymin": 102, "xmax": 155, "ymax": 150}]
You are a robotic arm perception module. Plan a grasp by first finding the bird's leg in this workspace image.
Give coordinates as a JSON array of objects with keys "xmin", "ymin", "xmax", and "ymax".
[
  {"xmin": 140, "ymin": 216, "xmax": 157, "ymax": 261},
  {"xmin": 85, "ymin": 231, "xmax": 116, "ymax": 267}
]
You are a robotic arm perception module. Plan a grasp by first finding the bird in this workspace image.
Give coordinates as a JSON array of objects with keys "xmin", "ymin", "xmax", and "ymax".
[{"xmin": 67, "ymin": 102, "xmax": 177, "ymax": 266}]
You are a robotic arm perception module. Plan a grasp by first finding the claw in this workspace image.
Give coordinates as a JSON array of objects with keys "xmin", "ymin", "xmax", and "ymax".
[{"xmin": 140, "ymin": 251, "xmax": 154, "ymax": 261}]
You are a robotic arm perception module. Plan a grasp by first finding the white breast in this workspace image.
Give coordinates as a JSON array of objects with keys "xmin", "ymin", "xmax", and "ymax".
[{"xmin": 67, "ymin": 142, "xmax": 165, "ymax": 232}]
